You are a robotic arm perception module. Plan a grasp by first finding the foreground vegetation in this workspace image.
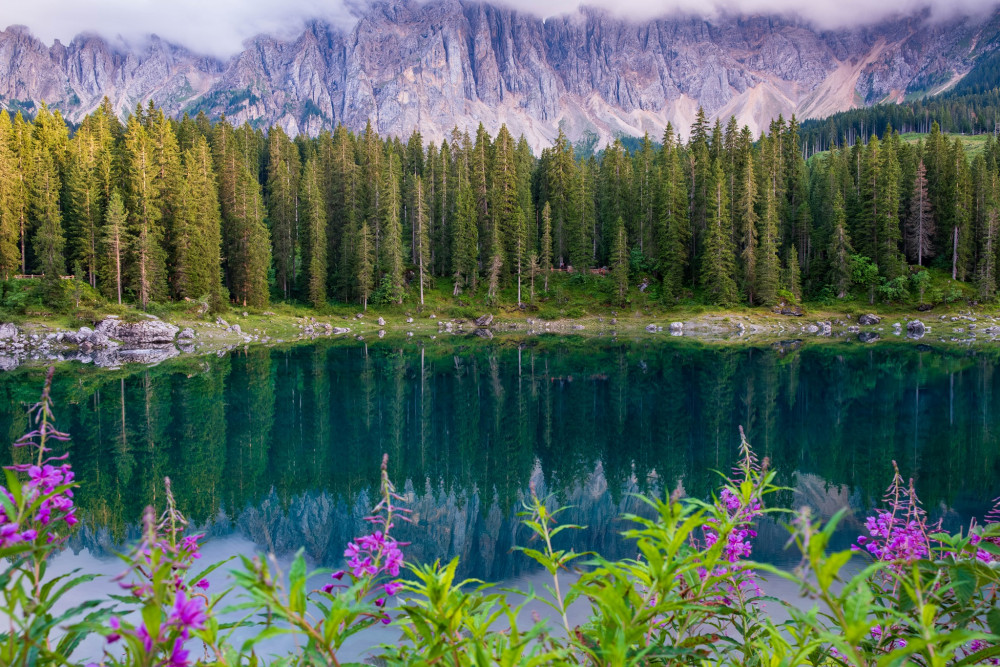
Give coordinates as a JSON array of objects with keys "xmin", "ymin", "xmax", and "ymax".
[{"xmin": 1, "ymin": 372, "xmax": 999, "ymax": 665}]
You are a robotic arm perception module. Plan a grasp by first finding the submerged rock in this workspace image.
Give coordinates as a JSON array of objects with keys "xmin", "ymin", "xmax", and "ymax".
[
  {"xmin": 858, "ymin": 314, "xmax": 880, "ymax": 325},
  {"xmin": 0, "ymin": 323, "xmax": 19, "ymax": 340},
  {"xmin": 907, "ymin": 320, "xmax": 926, "ymax": 339},
  {"xmin": 95, "ymin": 316, "xmax": 179, "ymax": 346}
]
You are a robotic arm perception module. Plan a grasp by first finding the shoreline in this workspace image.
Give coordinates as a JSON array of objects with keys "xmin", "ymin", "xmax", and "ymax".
[{"xmin": 1, "ymin": 304, "xmax": 997, "ymax": 371}]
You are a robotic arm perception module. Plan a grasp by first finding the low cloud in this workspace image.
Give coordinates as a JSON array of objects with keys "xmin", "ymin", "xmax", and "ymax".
[
  {"xmin": 3, "ymin": 0, "xmax": 998, "ymax": 58},
  {"xmin": 2, "ymin": 0, "xmax": 362, "ymax": 58}
]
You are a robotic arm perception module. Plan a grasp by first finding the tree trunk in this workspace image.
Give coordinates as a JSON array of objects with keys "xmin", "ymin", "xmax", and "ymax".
[{"xmin": 952, "ymin": 226, "xmax": 959, "ymax": 281}]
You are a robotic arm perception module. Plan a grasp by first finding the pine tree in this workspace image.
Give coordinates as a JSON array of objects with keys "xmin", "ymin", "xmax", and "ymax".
[
  {"xmin": 30, "ymin": 146, "xmax": 65, "ymax": 281},
  {"xmin": 827, "ymin": 191, "xmax": 854, "ymax": 299},
  {"xmin": 876, "ymin": 136, "xmax": 904, "ymax": 279},
  {"xmin": 356, "ymin": 220, "xmax": 375, "ymax": 309},
  {"xmin": 412, "ymin": 175, "xmax": 431, "ymax": 305},
  {"xmin": 734, "ymin": 132, "xmax": 759, "ymax": 303},
  {"xmin": 173, "ymin": 136, "xmax": 223, "ymax": 305},
  {"xmin": 213, "ymin": 120, "xmax": 271, "ymax": 308},
  {"xmin": 539, "ymin": 201, "xmax": 553, "ymax": 291},
  {"xmin": 491, "ymin": 125, "xmax": 520, "ymax": 281},
  {"xmin": 756, "ymin": 185, "xmax": 780, "ymax": 305},
  {"xmin": 610, "ymin": 216, "xmax": 629, "ymax": 306},
  {"xmin": 0, "ymin": 113, "xmax": 21, "ymax": 278},
  {"xmin": 599, "ymin": 138, "xmax": 633, "ymax": 260},
  {"xmin": 266, "ymin": 127, "xmax": 301, "ymax": 298},
  {"xmin": 979, "ymin": 207, "xmax": 998, "ymax": 301},
  {"xmin": 658, "ymin": 129, "xmax": 690, "ymax": 301},
  {"xmin": 101, "ymin": 190, "xmax": 127, "ymax": 305},
  {"xmin": 570, "ymin": 158, "xmax": 595, "ymax": 270},
  {"xmin": 906, "ymin": 159, "xmax": 934, "ymax": 266},
  {"xmin": 121, "ymin": 113, "xmax": 166, "ymax": 308},
  {"xmin": 784, "ymin": 245, "xmax": 802, "ymax": 302},
  {"xmin": 301, "ymin": 155, "xmax": 328, "ymax": 309},
  {"xmin": 634, "ymin": 133, "xmax": 657, "ymax": 254},
  {"xmin": 700, "ymin": 161, "xmax": 738, "ymax": 305},
  {"xmin": 11, "ymin": 113, "xmax": 33, "ymax": 274},
  {"xmin": 379, "ymin": 152, "xmax": 405, "ymax": 304},
  {"xmin": 451, "ymin": 180, "xmax": 478, "ymax": 295}
]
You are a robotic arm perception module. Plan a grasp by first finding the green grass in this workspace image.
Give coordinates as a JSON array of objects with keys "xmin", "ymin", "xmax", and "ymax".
[{"xmin": 897, "ymin": 132, "xmax": 990, "ymax": 156}]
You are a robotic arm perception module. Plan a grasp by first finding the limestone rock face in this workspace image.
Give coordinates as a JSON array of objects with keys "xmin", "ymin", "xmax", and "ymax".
[
  {"xmin": 1, "ymin": 2, "xmax": 998, "ymax": 150},
  {"xmin": 95, "ymin": 316, "xmax": 179, "ymax": 346}
]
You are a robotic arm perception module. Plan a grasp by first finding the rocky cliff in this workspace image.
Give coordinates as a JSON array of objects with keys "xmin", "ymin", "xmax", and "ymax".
[{"xmin": 2, "ymin": 0, "xmax": 999, "ymax": 149}]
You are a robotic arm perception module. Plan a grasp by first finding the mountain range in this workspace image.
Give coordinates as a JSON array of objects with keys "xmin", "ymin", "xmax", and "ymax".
[{"xmin": 2, "ymin": 0, "xmax": 1000, "ymax": 149}]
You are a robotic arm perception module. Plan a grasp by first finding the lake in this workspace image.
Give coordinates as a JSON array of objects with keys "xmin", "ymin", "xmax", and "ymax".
[{"xmin": 1, "ymin": 336, "xmax": 998, "ymax": 655}]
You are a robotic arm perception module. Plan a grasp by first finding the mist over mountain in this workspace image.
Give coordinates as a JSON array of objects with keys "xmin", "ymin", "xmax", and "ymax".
[{"xmin": 2, "ymin": 0, "xmax": 1000, "ymax": 149}]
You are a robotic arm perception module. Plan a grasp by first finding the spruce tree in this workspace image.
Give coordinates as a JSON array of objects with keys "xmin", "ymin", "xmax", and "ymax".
[
  {"xmin": 756, "ymin": 186, "xmax": 780, "ymax": 305},
  {"xmin": 101, "ymin": 190, "xmax": 127, "ymax": 305},
  {"xmin": 412, "ymin": 174, "xmax": 431, "ymax": 305},
  {"xmin": 356, "ymin": 220, "xmax": 375, "ymax": 309},
  {"xmin": 121, "ymin": 113, "xmax": 166, "ymax": 308},
  {"xmin": 827, "ymin": 191, "xmax": 854, "ymax": 299},
  {"xmin": 301, "ymin": 155, "xmax": 328, "ymax": 309},
  {"xmin": 452, "ymin": 181, "xmax": 478, "ymax": 295},
  {"xmin": 906, "ymin": 159, "xmax": 934, "ymax": 266},
  {"xmin": 213, "ymin": 120, "xmax": 271, "ymax": 308},
  {"xmin": 0, "ymin": 113, "xmax": 21, "ymax": 278},
  {"xmin": 173, "ymin": 136, "xmax": 224, "ymax": 306},
  {"xmin": 734, "ymin": 133, "xmax": 759, "ymax": 303},
  {"xmin": 266, "ymin": 127, "xmax": 301, "ymax": 298},
  {"xmin": 379, "ymin": 153, "xmax": 405, "ymax": 304},
  {"xmin": 784, "ymin": 245, "xmax": 802, "ymax": 302},
  {"xmin": 30, "ymin": 147, "xmax": 65, "ymax": 281},
  {"xmin": 700, "ymin": 161, "xmax": 738, "ymax": 305},
  {"xmin": 539, "ymin": 201, "xmax": 553, "ymax": 291},
  {"xmin": 610, "ymin": 216, "xmax": 629, "ymax": 306},
  {"xmin": 658, "ymin": 130, "xmax": 690, "ymax": 301}
]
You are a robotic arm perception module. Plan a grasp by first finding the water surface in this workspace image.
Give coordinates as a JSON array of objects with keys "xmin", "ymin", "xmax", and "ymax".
[{"xmin": 1, "ymin": 337, "xmax": 997, "ymax": 584}]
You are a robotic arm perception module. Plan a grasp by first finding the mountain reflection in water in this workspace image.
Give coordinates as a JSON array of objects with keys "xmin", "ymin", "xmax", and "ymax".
[{"xmin": 0, "ymin": 338, "xmax": 997, "ymax": 580}]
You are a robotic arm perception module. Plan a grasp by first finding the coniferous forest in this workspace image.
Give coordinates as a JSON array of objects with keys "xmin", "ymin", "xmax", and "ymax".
[{"xmin": 6, "ymin": 98, "xmax": 1000, "ymax": 314}]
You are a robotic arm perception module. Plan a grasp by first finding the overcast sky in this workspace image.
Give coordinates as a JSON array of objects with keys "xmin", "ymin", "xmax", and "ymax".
[{"xmin": 3, "ymin": 0, "xmax": 998, "ymax": 58}]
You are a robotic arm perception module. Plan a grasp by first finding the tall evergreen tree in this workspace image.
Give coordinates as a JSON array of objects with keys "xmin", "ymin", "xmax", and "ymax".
[
  {"xmin": 173, "ymin": 136, "xmax": 223, "ymax": 305},
  {"xmin": 827, "ymin": 191, "xmax": 854, "ymax": 299},
  {"xmin": 610, "ymin": 216, "xmax": 629, "ymax": 306},
  {"xmin": 0, "ymin": 113, "xmax": 21, "ymax": 278},
  {"xmin": 906, "ymin": 159, "xmax": 934, "ymax": 266},
  {"xmin": 101, "ymin": 190, "xmax": 127, "ymax": 305},
  {"xmin": 539, "ymin": 201, "xmax": 553, "ymax": 291},
  {"xmin": 266, "ymin": 127, "xmax": 301, "ymax": 298},
  {"xmin": 658, "ymin": 127, "xmax": 690, "ymax": 301},
  {"xmin": 756, "ymin": 185, "xmax": 781, "ymax": 305},
  {"xmin": 301, "ymin": 155, "xmax": 328, "ymax": 309},
  {"xmin": 379, "ymin": 152, "xmax": 405, "ymax": 304},
  {"xmin": 412, "ymin": 174, "xmax": 431, "ymax": 305},
  {"xmin": 121, "ymin": 113, "xmax": 166, "ymax": 308},
  {"xmin": 700, "ymin": 161, "xmax": 738, "ymax": 305}
]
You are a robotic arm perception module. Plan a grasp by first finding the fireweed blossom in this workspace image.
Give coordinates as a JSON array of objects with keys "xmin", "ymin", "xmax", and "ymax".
[
  {"xmin": 97, "ymin": 479, "xmax": 212, "ymax": 666},
  {"xmin": 323, "ymin": 454, "xmax": 410, "ymax": 624},
  {"xmin": 0, "ymin": 367, "xmax": 77, "ymax": 549},
  {"xmin": 695, "ymin": 428, "xmax": 766, "ymax": 601},
  {"xmin": 854, "ymin": 462, "xmax": 936, "ymax": 570}
]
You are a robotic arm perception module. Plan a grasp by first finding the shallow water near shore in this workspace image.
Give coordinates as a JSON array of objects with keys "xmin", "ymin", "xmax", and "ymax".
[{"xmin": 1, "ymin": 337, "xmax": 998, "ymax": 658}]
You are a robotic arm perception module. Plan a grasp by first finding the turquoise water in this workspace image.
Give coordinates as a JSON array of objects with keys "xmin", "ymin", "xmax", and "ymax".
[{"xmin": 1, "ymin": 338, "xmax": 998, "ymax": 579}]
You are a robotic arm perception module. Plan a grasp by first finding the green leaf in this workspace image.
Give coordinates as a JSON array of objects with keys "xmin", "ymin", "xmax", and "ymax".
[
  {"xmin": 988, "ymin": 607, "xmax": 1000, "ymax": 636},
  {"xmin": 949, "ymin": 564, "xmax": 977, "ymax": 604},
  {"xmin": 289, "ymin": 549, "xmax": 307, "ymax": 614}
]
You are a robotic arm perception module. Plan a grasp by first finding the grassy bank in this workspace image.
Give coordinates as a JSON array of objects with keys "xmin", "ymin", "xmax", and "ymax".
[{"xmin": 0, "ymin": 268, "xmax": 996, "ymax": 357}]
